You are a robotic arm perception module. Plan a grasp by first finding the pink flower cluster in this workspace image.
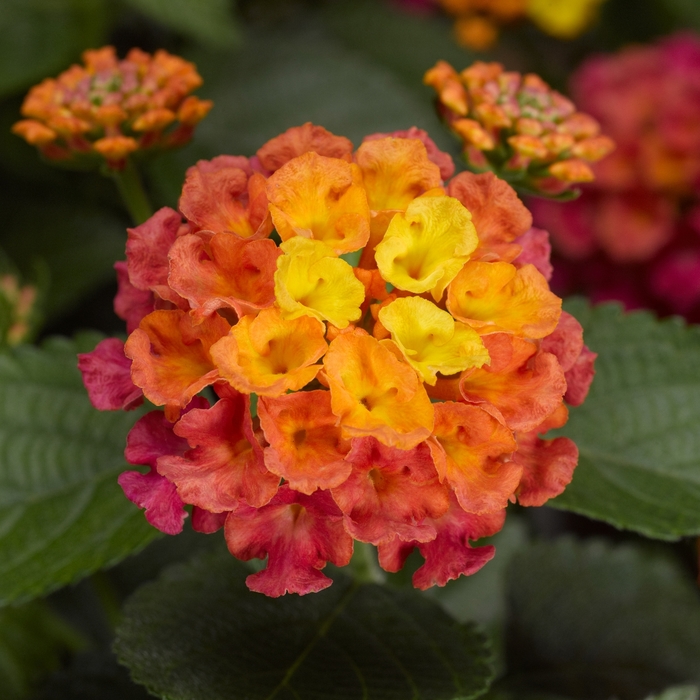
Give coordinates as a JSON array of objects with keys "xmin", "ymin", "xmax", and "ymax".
[{"xmin": 531, "ymin": 32, "xmax": 700, "ymax": 321}]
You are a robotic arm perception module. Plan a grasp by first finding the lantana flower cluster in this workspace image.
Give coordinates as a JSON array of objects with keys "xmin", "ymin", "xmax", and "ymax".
[
  {"xmin": 425, "ymin": 60, "xmax": 615, "ymax": 197},
  {"xmin": 396, "ymin": 0, "xmax": 607, "ymax": 51},
  {"xmin": 530, "ymin": 32, "xmax": 700, "ymax": 321},
  {"xmin": 79, "ymin": 123, "xmax": 595, "ymax": 597},
  {"xmin": 12, "ymin": 46, "xmax": 212, "ymax": 170}
]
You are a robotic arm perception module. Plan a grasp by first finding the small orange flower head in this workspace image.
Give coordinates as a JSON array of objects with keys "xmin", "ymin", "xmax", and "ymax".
[
  {"xmin": 12, "ymin": 46, "xmax": 212, "ymax": 170},
  {"xmin": 425, "ymin": 59, "xmax": 615, "ymax": 198}
]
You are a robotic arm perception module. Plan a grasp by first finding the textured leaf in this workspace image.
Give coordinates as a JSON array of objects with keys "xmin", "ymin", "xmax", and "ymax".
[
  {"xmin": 0, "ymin": 0, "xmax": 108, "ymax": 98},
  {"xmin": 0, "ymin": 599, "xmax": 84, "ymax": 700},
  {"xmin": 0, "ymin": 334, "xmax": 159, "ymax": 606},
  {"xmin": 148, "ymin": 18, "xmax": 452, "ymax": 207},
  {"xmin": 115, "ymin": 548, "xmax": 493, "ymax": 700},
  {"xmin": 122, "ymin": 0, "xmax": 240, "ymax": 48},
  {"xmin": 550, "ymin": 300, "xmax": 700, "ymax": 540},
  {"xmin": 502, "ymin": 537, "xmax": 700, "ymax": 700}
]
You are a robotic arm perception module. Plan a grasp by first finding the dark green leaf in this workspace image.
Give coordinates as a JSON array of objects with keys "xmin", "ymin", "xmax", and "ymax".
[
  {"xmin": 34, "ymin": 650, "xmax": 154, "ymax": 700},
  {"xmin": 0, "ymin": 334, "xmax": 159, "ymax": 606},
  {"xmin": 122, "ymin": 0, "xmax": 240, "ymax": 49},
  {"xmin": 0, "ymin": 0, "xmax": 108, "ymax": 98},
  {"xmin": 550, "ymin": 300, "xmax": 700, "ymax": 540},
  {"xmin": 502, "ymin": 537, "xmax": 700, "ymax": 700},
  {"xmin": 0, "ymin": 599, "xmax": 85, "ymax": 699},
  {"xmin": 115, "ymin": 548, "xmax": 493, "ymax": 700}
]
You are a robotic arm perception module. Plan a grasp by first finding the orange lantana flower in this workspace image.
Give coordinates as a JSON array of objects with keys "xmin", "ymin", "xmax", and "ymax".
[
  {"xmin": 80, "ymin": 121, "xmax": 594, "ymax": 597},
  {"xmin": 12, "ymin": 46, "xmax": 212, "ymax": 169}
]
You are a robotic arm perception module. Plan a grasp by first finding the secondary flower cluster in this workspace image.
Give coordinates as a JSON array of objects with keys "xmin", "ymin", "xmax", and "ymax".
[
  {"xmin": 79, "ymin": 123, "xmax": 595, "ymax": 596},
  {"xmin": 425, "ymin": 60, "xmax": 615, "ymax": 197},
  {"xmin": 530, "ymin": 32, "xmax": 700, "ymax": 320},
  {"xmin": 12, "ymin": 46, "xmax": 212, "ymax": 170},
  {"xmin": 395, "ymin": 0, "xmax": 607, "ymax": 51}
]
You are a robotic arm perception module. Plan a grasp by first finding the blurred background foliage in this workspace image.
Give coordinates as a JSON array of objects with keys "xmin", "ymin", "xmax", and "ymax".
[{"xmin": 2, "ymin": 0, "xmax": 700, "ymax": 698}]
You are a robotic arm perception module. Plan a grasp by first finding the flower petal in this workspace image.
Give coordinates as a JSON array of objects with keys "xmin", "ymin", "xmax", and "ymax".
[
  {"xmin": 376, "ymin": 195, "xmax": 478, "ymax": 301},
  {"xmin": 323, "ymin": 331, "xmax": 434, "ymax": 450},
  {"xmin": 447, "ymin": 261, "xmax": 562, "ymax": 338},
  {"xmin": 331, "ymin": 437, "xmax": 450, "ymax": 544},
  {"xmin": 158, "ymin": 393, "xmax": 279, "ymax": 511},
  {"xmin": 428, "ymin": 402, "xmax": 520, "ymax": 514},
  {"xmin": 267, "ymin": 152, "xmax": 370, "ymax": 255},
  {"xmin": 258, "ymin": 390, "xmax": 352, "ymax": 495},
  {"xmin": 210, "ymin": 307, "xmax": 327, "ymax": 396},
  {"xmin": 224, "ymin": 485, "xmax": 353, "ymax": 596}
]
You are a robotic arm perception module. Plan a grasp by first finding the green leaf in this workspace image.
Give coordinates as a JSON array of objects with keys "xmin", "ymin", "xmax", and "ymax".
[
  {"xmin": 0, "ymin": 0, "xmax": 108, "ymax": 98},
  {"xmin": 323, "ymin": 0, "xmax": 471, "ymax": 93},
  {"xmin": 501, "ymin": 537, "xmax": 700, "ymax": 700},
  {"xmin": 0, "ymin": 599, "xmax": 85, "ymax": 699},
  {"xmin": 122, "ymin": 0, "xmax": 240, "ymax": 49},
  {"xmin": 0, "ymin": 334, "xmax": 160, "ymax": 606},
  {"xmin": 549, "ymin": 300, "xmax": 700, "ymax": 540},
  {"xmin": 147, "ymin": 17, "xmax": 453, "ymax": 207},
  {"xmin": 115, "ymin": 548, "xmax": 494, "ymax": 700}
]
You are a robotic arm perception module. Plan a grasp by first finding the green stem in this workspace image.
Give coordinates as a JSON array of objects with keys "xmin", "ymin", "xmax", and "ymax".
[
  {"xmin": 349, "ymin": 542, "xmax": 386, "ymax": 585},
  {"xmin": 111, "ymin": 158, "xmax": 153, "ymax": 225}
]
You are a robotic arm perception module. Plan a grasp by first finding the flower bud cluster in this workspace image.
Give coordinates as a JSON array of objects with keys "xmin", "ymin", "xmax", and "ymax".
[
  {"xmin": 79, "ymin": 123, "xmax": 595, "ymax": 596},
  {"xmin": 424, "ymin": 60, "xmax": 615, "ymax": 197},
  {"xmin": 12, "ymin": 46, "xmax": 212, "ymax": 170}
]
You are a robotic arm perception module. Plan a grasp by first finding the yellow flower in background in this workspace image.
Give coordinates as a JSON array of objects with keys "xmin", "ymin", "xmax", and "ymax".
[
  {"xmin": 526, "ymin": 0, "xmax": 606, "ymax": 39},
  {"xmin": 435, "ymin": 0, "xmax": 607, "ymax": 50}
]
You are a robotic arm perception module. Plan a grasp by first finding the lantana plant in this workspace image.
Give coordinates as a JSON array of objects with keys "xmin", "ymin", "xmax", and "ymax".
[{"xmin": 78, "ymin": 121, "xmax": 595, "ymax": 596}]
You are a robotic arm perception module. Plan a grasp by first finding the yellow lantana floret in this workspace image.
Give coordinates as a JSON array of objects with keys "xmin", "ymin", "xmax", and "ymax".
[
  {"xmin": 375, "ymin": 195, "xmax": 478, "ymax": 301},
  {"xmin": 378, "ymin": 297, "xmax": 490, "ymax": 385},
  {"xmin": 274, "ymin": 237, "xmax": 365, "ymax": 329}
]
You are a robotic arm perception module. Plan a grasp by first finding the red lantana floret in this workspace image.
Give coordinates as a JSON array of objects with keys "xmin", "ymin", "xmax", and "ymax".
[{"xmin": 78, "ymin": 121, "xmax": 594, "ymax": 596}]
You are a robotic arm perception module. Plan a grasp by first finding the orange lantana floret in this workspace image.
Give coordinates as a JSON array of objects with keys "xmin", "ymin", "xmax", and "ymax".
[
  {"xmin": 12, "ymin": 46, "xmax": 212, "ymax": 169},
  {"xmin": 425, "ymin": 59, "xmax": 614, "ymax": 197},
  {"xmin": 79, "ymin": 122, "xmax": 594, "ymax": 598}
]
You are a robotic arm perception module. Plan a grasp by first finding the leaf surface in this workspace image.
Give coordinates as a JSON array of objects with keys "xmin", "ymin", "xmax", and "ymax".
[
  {"xmin": 115, "ymin": 548, "xmax": 493, "ymax": 700},
  {"xmin": 0, "ymin": 334, "xmax": 159, "ymax": 605},
  {"xmin": 502, "ymin": 537, "xmax": 700, "ymax": 700},
  {"xmin": 551, "ymin": 300, "xmax": 700, "ymax": 539}
]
